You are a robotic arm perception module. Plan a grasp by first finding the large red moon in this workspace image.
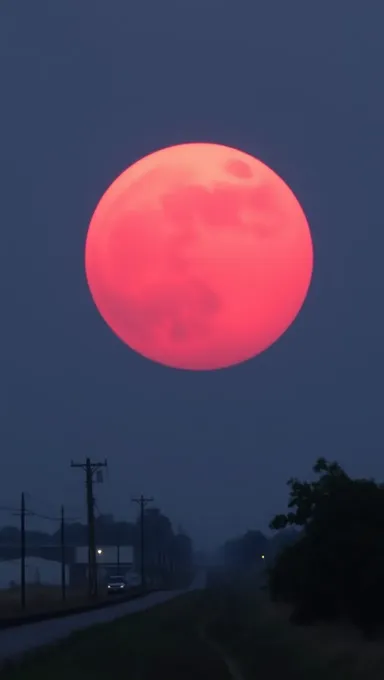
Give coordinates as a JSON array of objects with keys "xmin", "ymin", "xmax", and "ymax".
[{"xmin": 85, "ymin": 143, "xmax": 313, "ymax": 370}]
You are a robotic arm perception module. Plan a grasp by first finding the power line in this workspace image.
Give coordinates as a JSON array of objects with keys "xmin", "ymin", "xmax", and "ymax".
[
  {"xmin": 10, "ymin": 495, "xmax": 77, "ymax": 609},
  {"xmin": 10, "ymin": 508, "xmax": 78, "ymax": 524},
  {"xmin": 20, "ymin": 493, "xmax": 83, "ymax": 521},
  {"xmin": 27, "ymin": 510, "xmax": 79, "ymax": 523},
  {"xmin": 0, "ymin": 505, "xmax": 23, "ymax": 514}
]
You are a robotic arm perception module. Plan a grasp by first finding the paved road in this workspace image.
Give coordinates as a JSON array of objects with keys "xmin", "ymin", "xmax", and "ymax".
[{"xmin": 0, "ymin": 571, "xmax": 206, "ymax": 664}]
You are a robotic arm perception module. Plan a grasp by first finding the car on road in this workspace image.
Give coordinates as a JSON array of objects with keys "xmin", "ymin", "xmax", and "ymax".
[{"xmin": 107, "ymin": 575, "xmax": 128, "ymax": 595}]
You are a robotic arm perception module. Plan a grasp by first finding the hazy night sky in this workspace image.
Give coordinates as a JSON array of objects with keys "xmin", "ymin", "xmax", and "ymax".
[{"xmin": 0, "ymin": 1, "xmax": 383, "ymax": 550}]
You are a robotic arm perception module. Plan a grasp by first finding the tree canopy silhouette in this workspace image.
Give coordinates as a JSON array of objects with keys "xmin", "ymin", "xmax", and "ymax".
[{"xmin": 268, "ymin": 457, "xmax": 384, "ymax": 637}]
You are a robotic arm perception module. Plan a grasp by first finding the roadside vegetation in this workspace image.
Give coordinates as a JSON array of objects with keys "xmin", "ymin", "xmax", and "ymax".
[
  {"xmin": 4, "ymin": 572, "xmax": 384, "ymax": 679},
  {"xmin": 210, "ymin": 456, "xmax": 384, "ymax": 679},
  {"xmin": 206, "ymin": 575, "xmax": 384, "ymax": 680},
  {"xmin": 1, "ymin": 591, "xmax": 232, "ymax": 680},
  {"xmin": 0, "ymin": 584, "xmax": 145, "ymax": 621}
]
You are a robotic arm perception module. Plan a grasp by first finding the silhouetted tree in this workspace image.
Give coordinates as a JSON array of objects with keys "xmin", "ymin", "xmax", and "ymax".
[
  {"xmin": 268, "ymin": 458, "xmax": 384, "ymax": 636},
  {"xmin": 265, "ymin": 528, "xmax": 300, "ymax": 565}
]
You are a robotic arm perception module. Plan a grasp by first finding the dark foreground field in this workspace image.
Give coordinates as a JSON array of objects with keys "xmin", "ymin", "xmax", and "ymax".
[
  {"xmin": 0, "ymin": 585, "xmax": 93, "ymax": 619},
  {"xmin": 206, "ymin": 571, "xmax": 384, "ymax": 680},
  {"xmin": 0, "ymin": 583, "xmax": 147, "ymax": 628},
  {"xmin": 3, "ymin": 572, "xmax": 384, "ymax": 679},
  {"xmin": 1, "ymin": 590, "xmax": 232, "ymax": 680}
]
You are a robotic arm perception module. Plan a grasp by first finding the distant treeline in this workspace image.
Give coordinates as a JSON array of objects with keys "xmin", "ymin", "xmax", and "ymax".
[
  {"xmin": 217, "ymin": 457, "xmax": 384, "ymax": 638},
  {"xmin": 217, "ymin": 526, "xmax": 299, "ymax": 574},
  {"xmin": 0, "ymin": 508, "xmax": 194, "ymax": 584}
]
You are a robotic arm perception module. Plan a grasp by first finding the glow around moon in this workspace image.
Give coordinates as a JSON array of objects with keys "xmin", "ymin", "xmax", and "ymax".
[{"xmin": 85, "ymin": 143, "xmax": 313, "ymax": 370}]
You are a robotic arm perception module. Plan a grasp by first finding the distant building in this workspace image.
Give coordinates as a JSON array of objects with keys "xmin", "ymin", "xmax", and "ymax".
[
  {"xmin": 0, "ymin": 557, "xmax": 69, "ymax": 589},
  {"xmin": 71, "ymin": 545, "xmax": 137, "ymax": 588},
  {"xmin": 0, "ymin": 544, "xmax": 75, "ymax": 564},
  {"xmin": 75, "ymin": 545, "xmax": 133, "ymax": 566},
  {"xmin": 0, "ymin": 544, "xmax": 138, "ymax": 591}
]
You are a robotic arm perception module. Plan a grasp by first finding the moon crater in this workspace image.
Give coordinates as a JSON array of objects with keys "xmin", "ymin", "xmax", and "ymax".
[{"xmin": 224, "ymin": 158, "xmax": 253, "ymax": 178}]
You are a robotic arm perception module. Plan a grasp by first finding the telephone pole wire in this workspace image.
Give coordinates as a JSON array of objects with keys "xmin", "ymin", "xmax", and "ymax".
[
  {"xmin": 71, "ymin": 458, "xmax": 107, "ymax": 598},
  {"xmin": 132, "ymin": 494, "xmax": 153, "ymax": 590}
]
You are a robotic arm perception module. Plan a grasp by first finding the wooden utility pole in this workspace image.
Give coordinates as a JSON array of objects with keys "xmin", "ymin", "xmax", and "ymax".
[
  {"xmin": 20, "ymin": 492, "xmax": 26, "ymax": 610},
  {"xmin": 132, "ymin": 495, "xmax": 153, "ymax": 590},
  {"xmin": 13, "ymin": 494, "xmax": 30, "ymax": 609},
  {"xmin": 61, "ymin": 505, "xmax": 66, "ymax": 601},
  {"xmin": 71, "ymin": 458, "xmax": 107, "ymax": 598}
]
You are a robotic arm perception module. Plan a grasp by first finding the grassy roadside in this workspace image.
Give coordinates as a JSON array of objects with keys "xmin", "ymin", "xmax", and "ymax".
[
  {"xmin": 1, "ymin": 591, "xmax": 233, "ymax": 680},
  {"xmin": 4, "ymin": 574, "xmax": 384, "ymax": 679},
  {"xmin": 0, "ymin": 585, "xmax": 90, "ymax": 618},
  {"xmin": 206, "ymin": 576, "xmax": 384, "ymax": 680},
  {"xmin": 0, "ymin": 584, "xmax": 149, "ymax": 629}
]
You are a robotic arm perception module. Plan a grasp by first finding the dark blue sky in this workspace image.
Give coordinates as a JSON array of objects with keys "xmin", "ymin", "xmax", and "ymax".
[{"xmin": 1, "ymin": 1, "xmax": 383, "ymax": 550}]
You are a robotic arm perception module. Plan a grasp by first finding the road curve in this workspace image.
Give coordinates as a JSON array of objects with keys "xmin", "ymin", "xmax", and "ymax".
[{"xmin": 0, "ymin": 571, "xmax": 206, "ymax": 664}]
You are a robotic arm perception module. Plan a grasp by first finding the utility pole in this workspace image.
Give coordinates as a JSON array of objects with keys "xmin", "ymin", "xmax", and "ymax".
[
  {"xmin": 20, "ymin": 492, "xmax": 26, "ymax": 610},
  {"xmin": 13, "ymin": 493, "xmax": 30, "ymax": 609},
  {"xmin": 132, "ymin": 495, "xmax": 153, "ymax": 590},
  {"xmin": 61, "ymin": 505, "xmax": 66, "ymax": 602},
  {"xmin": 71, "ymin": 458, "xmax": 107, "ymax": 598}
]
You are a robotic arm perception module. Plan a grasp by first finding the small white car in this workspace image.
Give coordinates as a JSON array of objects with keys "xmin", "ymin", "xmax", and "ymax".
[{"xmin": 107, "ymin": 575, "xmax": 127, "ymax": 594}]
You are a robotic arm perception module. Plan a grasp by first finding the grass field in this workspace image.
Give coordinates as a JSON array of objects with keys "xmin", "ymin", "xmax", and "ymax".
[
  {"xmin": 207, "ymin": 575, "xmax": 384, "ymax": 680},
  {"xmin": 249, "ymin": 596, "xmax": 384, "ymax": 680},
  {"xmin": 0, "ymin": 585, "xmax": 85, "ymax": 614},
  {"xmin": 1, "ymin": 591, "xmax": 233, "ymax": 680},
  {"xmin": 0, "ymin": 584, "xmax": 141, "ymax": 620},
  {"xmin": 3, "ymin": 574, "xmax": 384, "ymax": 679}
]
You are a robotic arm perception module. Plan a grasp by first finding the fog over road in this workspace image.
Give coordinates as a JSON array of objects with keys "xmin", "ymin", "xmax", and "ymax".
[{"xmin": 0, "ymin": 571, "xmax": 206, "ymax": 664}]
